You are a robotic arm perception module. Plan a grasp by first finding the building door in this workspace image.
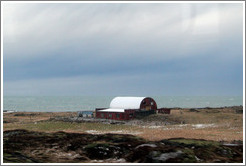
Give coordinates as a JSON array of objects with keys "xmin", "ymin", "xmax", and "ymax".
[{"xmin": 145, "ymin": 106, "xmax": 151, "ymax": 111}]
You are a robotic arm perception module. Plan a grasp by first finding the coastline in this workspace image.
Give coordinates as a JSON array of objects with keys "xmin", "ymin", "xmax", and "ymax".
[
  {"xmin": 3, "ymin": 96, "xmax": 243, "ymax": 112},
  {"xmin": 3, "ymin": 105, "xmax": 243, "ymax": 113}
]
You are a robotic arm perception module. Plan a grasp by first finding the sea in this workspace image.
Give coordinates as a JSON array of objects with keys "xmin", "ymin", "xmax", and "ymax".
[{"xmin": 2, "ymin": 96, "xmax": 243, "ymax": 112}]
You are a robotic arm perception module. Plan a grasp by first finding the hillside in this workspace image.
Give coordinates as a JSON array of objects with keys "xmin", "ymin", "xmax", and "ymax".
[{"xmin": 3, "ymin": 129, "xmax": 243, "ymax": 163}]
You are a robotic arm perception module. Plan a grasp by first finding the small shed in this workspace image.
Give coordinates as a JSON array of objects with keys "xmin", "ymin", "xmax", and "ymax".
[
  {"xmin": 95, "ymin": 97, "xmax": 157, "ymax": 120},
  {"xmin": 157, "ymin": 108, "xmax": 171, "ymax": 114}
]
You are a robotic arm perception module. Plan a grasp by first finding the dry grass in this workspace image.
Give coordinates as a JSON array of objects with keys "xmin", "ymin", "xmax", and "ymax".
[
  {"xmin": 137, "ymin": 126, "xmax": 243, "ymax": 141},
  {"xmin": 167, "ymin": 109, "xmax": 242, "ymax": 127},
  {"xmin": 136, "ymin": 108, "xmax": 243, "ymax": 141},
  {"xmin": 3, "ymin": 112, "xmax": 76, "ymax": 124}
]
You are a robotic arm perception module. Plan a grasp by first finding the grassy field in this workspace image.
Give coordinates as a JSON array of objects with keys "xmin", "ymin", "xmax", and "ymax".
[{"xmin": 3, "ymin": 107, "xmax": 243, "ymax": 142}]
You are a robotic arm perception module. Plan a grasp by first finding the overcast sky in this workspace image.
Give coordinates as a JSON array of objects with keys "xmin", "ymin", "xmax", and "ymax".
[{"xmin": 2, "ymin": 2, "xmax": 244, "ymax": 96}]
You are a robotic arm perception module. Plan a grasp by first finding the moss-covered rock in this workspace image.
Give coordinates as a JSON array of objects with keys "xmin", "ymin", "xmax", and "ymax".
[
  {"xmin": 3, "ymin": 130, "xmax": 243, "ymax": 163},
  {"xmin": 84, "ymin": 143, "xmax": 121, "ymax": 159},
  {"xmin": 3, "ymin": 152, "xmax": 41, "ymax": 163}
]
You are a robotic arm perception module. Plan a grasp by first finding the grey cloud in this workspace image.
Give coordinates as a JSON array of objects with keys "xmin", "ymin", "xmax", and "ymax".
[
  {"xmin": 2, "ymin": 2, "xmax": 243, "ymax": 96},
  {"xmin": 3, "ymin": 3, "xmax": 242, "ymax": 60}
]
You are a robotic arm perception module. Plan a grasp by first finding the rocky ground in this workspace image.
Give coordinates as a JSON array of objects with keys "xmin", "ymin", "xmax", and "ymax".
[{"xmin": 3, "ymin": 129, "xmax": 243, "ymax": 163}]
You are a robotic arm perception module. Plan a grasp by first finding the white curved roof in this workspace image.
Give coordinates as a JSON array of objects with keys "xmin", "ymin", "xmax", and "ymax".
[
  {"xmin": 110, "ymin": 97, "xmax": 146, "ymax": 109},
  {"xmin": 97, "ymin": 108, "xmax": 125, "ymax": 113}
]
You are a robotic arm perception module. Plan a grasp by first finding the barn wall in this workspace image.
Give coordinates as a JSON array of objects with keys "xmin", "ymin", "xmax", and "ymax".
[
  {"xmin": 140, "ymin": 97, "xmax": 157, "ymax": 111},
  {"xmin": 95, "ymin": 110, "xmax": 136, "ymax": 120},
  {"xmin": 124, "ymin": 110, "xmax": 136, "ymax": 120},
  {"xmin": 135, "ymin": 110, "xmax": 155, "ymax": 118}
]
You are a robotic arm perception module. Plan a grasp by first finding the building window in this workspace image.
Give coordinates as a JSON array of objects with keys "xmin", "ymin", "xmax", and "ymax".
[
  {"xmin": 101, "ymin": 113, "xmax": 104, "ymax": 118},
  {"xmin": 151, "ymin": 102, "xmax": 154, "ymax": 105},
  {"xmin": 109, "ymin": 114, "xmax": 112, "ymax": 118},
  {"xmin": 116, "ymin": 114, "xmax": 120, "ymax": 119}
]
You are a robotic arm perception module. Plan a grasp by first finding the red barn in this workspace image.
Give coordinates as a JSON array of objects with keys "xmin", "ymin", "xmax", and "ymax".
[{"xmin": 95, "ymin": 97, "xmax": 157, "ymax": 120}]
